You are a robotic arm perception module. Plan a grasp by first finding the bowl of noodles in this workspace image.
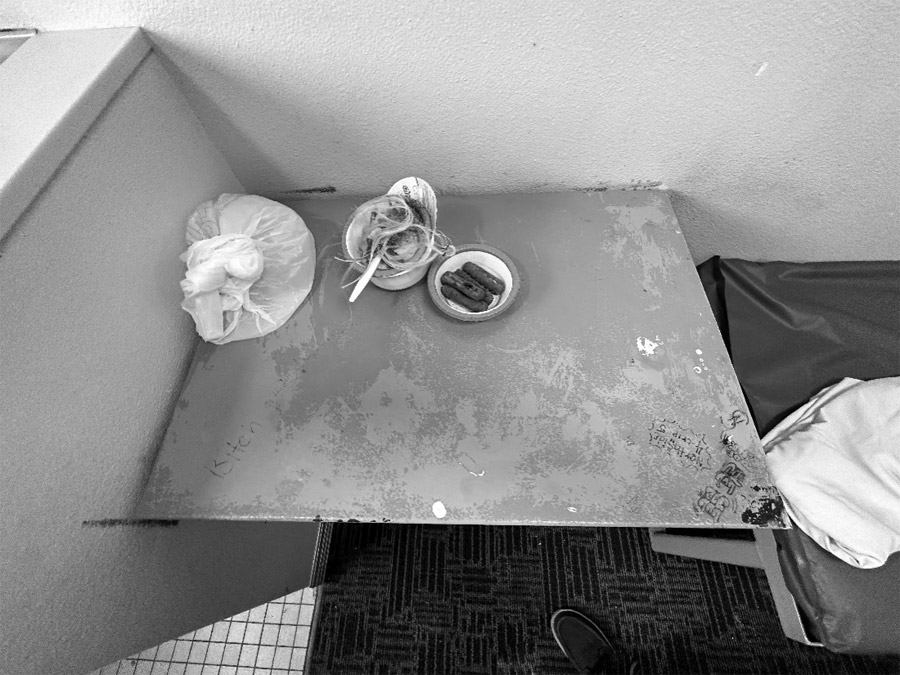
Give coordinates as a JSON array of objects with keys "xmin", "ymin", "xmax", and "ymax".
[{"xmin": 341, "ymin": 178, "xmax": 450, "ymax": 291}]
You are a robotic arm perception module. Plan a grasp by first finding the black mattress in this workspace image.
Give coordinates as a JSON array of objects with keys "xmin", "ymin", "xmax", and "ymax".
[{"xmin": 698, "ymin": 257, "xmax": 900, "ymax": 654}]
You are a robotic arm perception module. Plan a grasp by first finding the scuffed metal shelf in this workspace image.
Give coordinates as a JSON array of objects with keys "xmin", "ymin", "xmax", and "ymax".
[{"xmin": 136, "ymin": 190, "xmax": 783, "ymax": 529}]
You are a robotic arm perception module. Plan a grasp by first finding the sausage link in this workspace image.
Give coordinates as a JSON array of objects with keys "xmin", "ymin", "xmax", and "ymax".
[
  {"xmin": 456, "ymin": 269, "xmax": 496, "ymax": 307},
  {"xmin": 462, "ymin": 262, "xmax": 505, "ymax": 295},
  {"xmin": 440, "ymin": 284, "xmax": 490, "ymax": 312},
  {"xmin": 455, "ymin": 268, "xmax": 490, "ymax": 294},
  {"xmin": 441, "ymin": 271, "xmax": 489, "ymax": 302}
]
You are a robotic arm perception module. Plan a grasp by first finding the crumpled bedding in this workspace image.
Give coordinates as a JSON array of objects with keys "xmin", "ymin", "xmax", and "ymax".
[{"xmin": 764, "ymin": 376, "xmax": 900, "ymax": 569}]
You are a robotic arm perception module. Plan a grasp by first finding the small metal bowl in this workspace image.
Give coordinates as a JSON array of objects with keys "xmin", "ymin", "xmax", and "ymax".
[{"xmin": 427, "ymin": 244, "xmax": 520, "ymax": 322}]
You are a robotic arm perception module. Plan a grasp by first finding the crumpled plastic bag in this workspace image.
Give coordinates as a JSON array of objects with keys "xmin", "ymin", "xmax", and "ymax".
[{"xmin": 180, "ymin": 194, "xmax": 316, "ymax": 344}]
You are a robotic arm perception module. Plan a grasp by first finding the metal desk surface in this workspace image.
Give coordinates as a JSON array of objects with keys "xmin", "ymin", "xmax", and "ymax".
[{"xmin": 136, "ymin": 190, "xmax": 786, "ymax": 528}]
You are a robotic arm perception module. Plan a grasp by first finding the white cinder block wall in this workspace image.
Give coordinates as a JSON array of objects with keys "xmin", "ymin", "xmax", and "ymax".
[
  {"xmin": 0, "ymin": 34, "xmax": 316, "ymax": 675},
  {"xmin": 5, "ymin": 0, "xmax": 899, "ymax": 262}
]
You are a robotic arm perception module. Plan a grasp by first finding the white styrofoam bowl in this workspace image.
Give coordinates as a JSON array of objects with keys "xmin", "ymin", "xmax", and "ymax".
[
  {"xmin": 427, "ymin": 244, "xmax": 520, "ymax": 322},
  {"xmin": 341, "ymin": 197, "xmax": 433, "ymax": 291}
]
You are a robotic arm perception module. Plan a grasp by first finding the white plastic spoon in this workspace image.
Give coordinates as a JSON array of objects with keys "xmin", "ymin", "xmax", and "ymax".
[{"xmin": 349, "ymin": 254, "xmax": 383, "ymax": 303}]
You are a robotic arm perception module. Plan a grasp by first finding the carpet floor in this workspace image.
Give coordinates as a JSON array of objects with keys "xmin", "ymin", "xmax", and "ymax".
[{"xmin": 308, "ymin": 524, "xmax": 899, "ymax": 674}]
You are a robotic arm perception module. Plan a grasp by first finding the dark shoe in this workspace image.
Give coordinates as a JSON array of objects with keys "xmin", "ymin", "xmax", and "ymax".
[{"xmin": 551, "ymin": 609, "xmax": 616, "ymax": 674}]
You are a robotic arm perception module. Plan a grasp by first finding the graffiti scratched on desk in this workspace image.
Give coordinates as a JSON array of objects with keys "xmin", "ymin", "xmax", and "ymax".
[
  {"xmin": 647, "ymin": 411, "xmax": 784, "ymax": 526},
  {"xmin": 648, "ymin": 419, "xmax": 712, "ymax": 471}
]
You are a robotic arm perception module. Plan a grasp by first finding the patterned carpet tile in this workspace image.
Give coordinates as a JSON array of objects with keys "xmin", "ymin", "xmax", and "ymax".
[{"xmin": 310, "ymin": 524, "xmax": 899, "ymax": 674}]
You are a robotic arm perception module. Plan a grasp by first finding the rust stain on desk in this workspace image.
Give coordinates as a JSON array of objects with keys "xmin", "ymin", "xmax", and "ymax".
[{"xmin": 137, "ymin": 191, "xmax": 784, "ymax": 527}]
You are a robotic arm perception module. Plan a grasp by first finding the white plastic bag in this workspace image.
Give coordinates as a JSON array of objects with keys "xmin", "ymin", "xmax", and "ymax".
[{"xmin": 180, "ymin": 194, "xmax": 316, "ymax": 344}]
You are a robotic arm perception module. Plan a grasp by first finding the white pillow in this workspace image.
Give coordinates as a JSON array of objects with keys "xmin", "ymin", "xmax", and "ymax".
[{"xmin": 764, "ymin": 377, "xmax": 900, "ymax": 569}]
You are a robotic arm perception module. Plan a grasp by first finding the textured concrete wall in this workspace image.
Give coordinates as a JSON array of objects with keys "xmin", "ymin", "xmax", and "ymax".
[
  {"xmin": 5, "ymin": 0, "xmax": 898, "ymax": 262},
  {"xmin": 0, "ymin": 51, "xmax": 316, "ymax": 675}
]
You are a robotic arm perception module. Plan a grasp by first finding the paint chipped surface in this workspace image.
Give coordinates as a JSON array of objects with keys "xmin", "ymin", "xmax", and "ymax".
[
  {"xmin": 136, "ymin": 191, "xmax": 784, "ymax": 527},
  {"xmin": 432, "ymin": 501, "xmax": 447, "ymax": 518},
  {"xmin": 637, "ymin": 336, "xmax": 663, "ymax": 356}
]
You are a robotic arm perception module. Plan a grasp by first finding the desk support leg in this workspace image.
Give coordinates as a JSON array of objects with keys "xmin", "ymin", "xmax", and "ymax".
[
  {"xmin": 647, "ymin": 528, "xmax": 822, "ymax": 647},
  {"xmin": 648, "ymin": 528, "xmax": 761, "ymax": 568},
  {"xmin": 754, "ymin": 529, "xmax": 823, "ymax": 647}
]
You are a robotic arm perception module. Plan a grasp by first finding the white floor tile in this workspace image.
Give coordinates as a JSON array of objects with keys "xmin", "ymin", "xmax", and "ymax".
[
  {"xmin": 284, "ymin": 589, "xmax": 305, "ymax": 604},
  {"xmin": 237, "ymin": 644, "xmax": 258, "ymax": 667},
  {"xmin": 87, "ymin": 587, "xmax": 318, "ymax": 675},
  {"xmin": 210, "ymin": 621, "xmax": 230, "ymax": 642},
  {"xmin": 248, "ymin": 604, "xmax": 267, "ymax": 622},
  {"xmin": 226, "ymin": 621, "xmax": 246, "ymax": 643},
  {"xmin": 187, "ymin": 641, "xmax": 208, "ymax": 663},
  {"xmin": 255, "ymin": 644, "xmax": 275, "ymax": 668},
  {"xmin": 276, "ymin": 624, "xmax": 297, "ymax": 646},
  {"xmin": 156, "ymin": 641, "xmax": 177, "ymax": 661},
  {"xmin": 221, "ymin": 642, "xmax": 242, "ymax": 666},
  {"xmin": 289, "ymin": 648, "xmax": 307, "ymax": 671},
  {"xmin": 260, "ymin": 623, "xmax": 279, "ymax": 645},
  {"xmin": 205, "ymin": 641, "xmax": 225, "ymax": 664},
  {"xmin": 171, "ymin": 640, "xmax": 193, "ymax": 662},
  {"xmin": 272, "ymin": 646, "xmax": 293, "ymax": 669},
  {"xmin": 294, "ymin": 626, "xmax": 311, "ymax": 648},
  {"xmin": 265, "ymin": 603, "xmax": 283, "ymax": 623},
  {"xmin": 281, "ymin": 604, "xmax": 299, "ymax": 625},
  {"xmin": 243, "ymin": 622, "xmax": 262, "ymax": 645},
  {"xmin": 193, "ymin": 624, "xmax": 213, "ymax": 641}
]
